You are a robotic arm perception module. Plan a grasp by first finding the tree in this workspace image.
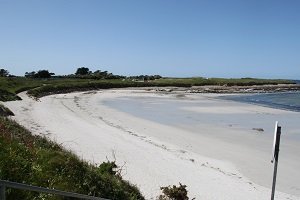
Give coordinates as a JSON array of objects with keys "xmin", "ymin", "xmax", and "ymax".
[
  {"xmin": 25, "ymin": 70, "xmax": 54, "ymax": 78},
  {"xmin": 153, "ymin": 75, "xmax": 162, "ymax": 79},
  {"xmin": 0, "ymin": 69, "xmax": 9, "ymax": 77},
  {"xmin": 35, "ymin": 70, "xmax": 53, "ymax": 78},
  {"xmin": 75, "ymin": 67, "xmax": 91, "ymax": 76},
  {"xmin": 25, "ymin": 71, "xmax": 36, "ymax": 78}
]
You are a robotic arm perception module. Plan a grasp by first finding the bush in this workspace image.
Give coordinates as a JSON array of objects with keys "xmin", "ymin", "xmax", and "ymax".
[
  {"xmin": 158, "ymin": 183, "xmax": 193, "ymax": 200},
  {"xmin": 98, "ymin": 161, "xmax": 118, "ymax": 176}
]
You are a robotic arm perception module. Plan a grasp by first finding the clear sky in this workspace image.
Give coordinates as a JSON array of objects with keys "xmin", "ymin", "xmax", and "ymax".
[{"xmin": 0, "ymin": 0, "xmax": 299, "ymax": 79}]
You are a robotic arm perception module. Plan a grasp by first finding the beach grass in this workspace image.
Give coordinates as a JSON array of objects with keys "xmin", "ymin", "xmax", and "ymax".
[
  {"xmin": 0, "ymin": 76, "xmax": 294, "ymax": 101},
  {"xmin": 0, "ymin": 116, "xmax": 145, "ymax": 200},
  {"xmin": 153, "ymin": 77, "xmax": 294, "ymax": 86},
  {"xmin": 0, "ymin": 103, "xmax": 14, "ymax": 116}
]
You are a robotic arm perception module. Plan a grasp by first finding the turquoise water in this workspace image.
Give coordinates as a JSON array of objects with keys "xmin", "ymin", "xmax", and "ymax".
[
  {"xmin": 103, "ymin": 93, "xmax": 300, "ymax": 140},
  {"xmin": 220, "ymin": 92, "xmax": 300, "ymax": 112}
]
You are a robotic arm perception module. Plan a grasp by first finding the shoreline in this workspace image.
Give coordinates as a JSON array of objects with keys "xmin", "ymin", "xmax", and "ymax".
[
  {"xmin": 143, "ymin": 84, "xmax": 300, "ymax": 94},
  {"xmin": 3, "ymin": 89, "xmax": 300, "ymax": 199}
]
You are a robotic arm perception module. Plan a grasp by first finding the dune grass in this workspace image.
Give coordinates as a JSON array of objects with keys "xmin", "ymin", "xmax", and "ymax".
[
  {"xmin": 0, "ymin": 104, "xmax": 14, "ymax": 117},
  {"xmin": 153, "ymin": 77, "xmax": 294, "ymax": 86},
  {"xmin": 0, "ymin": 76, "xmax": 294, "ymax": 101},
  {"xmin": 26, "ymin": 79, "xmax": 193, "ymax": 98},
  {"xmin": 0, "ymin": 77, "xmax": 103, "ymax": 101},
  {"xmin": 0, "ymin": 116, "xmax": 144, "ymax": 200}
]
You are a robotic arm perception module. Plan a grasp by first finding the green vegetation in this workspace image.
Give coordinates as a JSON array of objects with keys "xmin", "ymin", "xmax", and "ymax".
[
  {"xmin": 158, "ymin": 183, "xmax": 192, "ymax": 200},
  {"xmin": 0, "ymin": 88, "xmax": 22, "ymax": 101},
  {"xmin": 0, "ymin": 116, "xmax": 144, "ymax": 200},
  {"xmin": 153, "ymin": 77, "xmax": 294, "ymax": 86},
  {"xmin": 0, "ymin": 104, "xmax": 14, "ymax": 117},
  {"xmin": 0, "ymin": 69, "xmax": 9, "ymax": 77},
  {"xmin": 26, "ymin": 79, "xmax": 192, "ymax": 98},
  {"xmin": 0, "ymin": 77, "xmax": 120, "ymax": 101},
  {"xmin": 0, "ymin": 67, "xmax": 295, "ymax": 101},
  {"xmin": 75, "ymin": 67, "xmax": 92, "ymax": 76},
  {"xmin": 0, "ymin": 77, "xmax": 44, "ymax": 100},
  {"xmin": 25, "ymin": 77, "xmax": 294, "ymax": 99},
  {"xmin": 25, "ymin": 70, "xmax": 55, "ymax": 78}
]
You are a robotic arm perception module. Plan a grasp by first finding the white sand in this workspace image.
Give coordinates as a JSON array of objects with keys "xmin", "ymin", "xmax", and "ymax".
[{"xmin": 3, "ymin": 89, "xmax": 300, "ymax": 200}]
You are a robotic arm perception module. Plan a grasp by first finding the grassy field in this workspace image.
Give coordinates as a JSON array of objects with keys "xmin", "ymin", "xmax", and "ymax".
[
  {"xmin": 0, "ymin": 77, "xmax": 102, "ymax": 100},
  {"xmin": 0, "ymin": 76, "xmax": 295, "ymax": 101},
  {"xmin": 0, "ymin": 116, "xmax": 144, "ymax": 200},
  {"xmin": 153, "ymin": 77, "xmax": 294, "ymax": 86}
]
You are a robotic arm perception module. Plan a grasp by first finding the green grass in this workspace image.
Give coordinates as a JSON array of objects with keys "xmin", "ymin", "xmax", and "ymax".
[
  {"xmin": 0, "ymin": 116, "xmax": 144, "ymax": 200},
  {"xmin": 0, "ymin": 77, "xmax": 43, "ymax": 94},
  {"xmin": 0, "ymin": 77, "xmax": 118, "ymax": 101},
  {"xmin": 153, "ymin": 77, "xmax": 294, "ymax": 86},
  {"xmin": 0, "ymin": 104, "xmax": 14, "ymax": 117},
  {"xmin": 0, "ymin": 76, "xmax": 295, "ymax": 101},
  {"xmin": 0, "ymin": 89, "xmax": 21, "ymax": 101},
  {"xmin": 26, "ymin": 79, "xmax": 192, "ymax": 98}
]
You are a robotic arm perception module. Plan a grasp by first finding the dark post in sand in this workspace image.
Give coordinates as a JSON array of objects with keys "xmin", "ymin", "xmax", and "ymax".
[{"xmin": 271, "ymin": 122, "xmax": 281, "ymax": 200}]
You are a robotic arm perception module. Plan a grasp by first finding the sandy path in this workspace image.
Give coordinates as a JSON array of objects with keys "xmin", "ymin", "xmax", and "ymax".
[{"xmin": 3, "ymin": 90, "xmax": 300, "ymax": 200}]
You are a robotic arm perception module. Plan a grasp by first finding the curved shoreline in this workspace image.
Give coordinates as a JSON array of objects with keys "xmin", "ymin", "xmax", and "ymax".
[{"xmin": 3, "ymin": 89, "xmax": 300, "ymax": 199}]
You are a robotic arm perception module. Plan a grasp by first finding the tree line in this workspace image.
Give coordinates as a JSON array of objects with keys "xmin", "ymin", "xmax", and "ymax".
[{"xmin": 0, "ymin": 67, "xmax": 162, "ymax": 81}]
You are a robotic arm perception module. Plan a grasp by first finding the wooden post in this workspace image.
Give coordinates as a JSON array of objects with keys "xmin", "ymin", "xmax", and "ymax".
[{"xmin": 271, "ymin": 126, "xmax": 281, "ymax": 200}]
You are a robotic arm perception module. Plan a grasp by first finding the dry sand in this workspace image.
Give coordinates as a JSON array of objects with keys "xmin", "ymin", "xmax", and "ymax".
[{"xmin": 3, "ymin": 89, "xmax": 300, "ymax": 200}]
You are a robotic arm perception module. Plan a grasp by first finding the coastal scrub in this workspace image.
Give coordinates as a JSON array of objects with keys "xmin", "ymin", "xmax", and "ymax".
[{"xmin": 0, "ymin": 117, "xmax": 144, "ymax": 200}]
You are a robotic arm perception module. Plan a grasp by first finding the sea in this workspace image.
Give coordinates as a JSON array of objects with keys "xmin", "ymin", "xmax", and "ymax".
[
  {"xmin": 219, "ymin": 80, "xmax": 300, "ymax": 112},
  {"xmin": 293, "ymin": 80, "xmax": 300, "ymax": 84},
  {"xmin": 220, "ymin": 92, "xmax": 300, "ymax": 112}
]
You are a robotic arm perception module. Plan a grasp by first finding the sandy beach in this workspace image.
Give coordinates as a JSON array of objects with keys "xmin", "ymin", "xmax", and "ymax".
[{"xmin": 3, "ymin": 89, "xmax": 300, "ymax": 200}]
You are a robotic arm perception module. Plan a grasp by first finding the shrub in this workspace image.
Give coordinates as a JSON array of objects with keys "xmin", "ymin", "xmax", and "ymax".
[
  {"xmin": 158, "ymin": 183, "xmax": 192, "ymax": 200},
  {"xmin": 98, "ymin": 161, "xmax": 118, "ymax": 176}
]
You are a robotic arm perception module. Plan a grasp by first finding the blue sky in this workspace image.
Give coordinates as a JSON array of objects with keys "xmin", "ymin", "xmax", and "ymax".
[{"xmin": 0, "ymin": 0, "xmax": 299, "ymax": 79}]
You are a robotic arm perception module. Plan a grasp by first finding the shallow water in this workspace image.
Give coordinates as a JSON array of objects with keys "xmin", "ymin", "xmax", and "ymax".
[
  {"xmin": 220, "ymin": 92, "xmax": 300, "ymax": 112},
  {"xmin": 103, "ymin": 94, "xmax": 300, "ymax": 140}
]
